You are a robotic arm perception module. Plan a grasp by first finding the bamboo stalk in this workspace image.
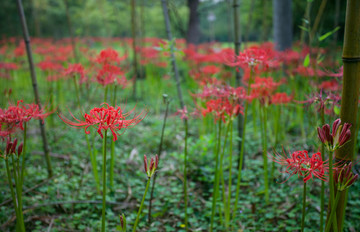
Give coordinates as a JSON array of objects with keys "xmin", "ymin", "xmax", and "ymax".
[
  {"xmin": 16, "ymin": 0, "xmax": 53, "ymax": 177},
  {"xmin": 232, "ymin": 0, "xmax": 245, "ymax": 171},
  {"xmin": 310, "ymin": 0, "xmax": 328, "ymax": 40},
  {"xmin": 334, "ymin": 1, "xmax": 360, "ymax": 230}
]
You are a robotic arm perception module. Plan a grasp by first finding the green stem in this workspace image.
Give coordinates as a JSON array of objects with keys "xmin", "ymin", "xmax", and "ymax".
[
  {"xmin": 73, "ymin": 75, "xmax": 81, "ymax": 111},
  {"xmin": 184, "ymin": 119, "xmax": 189, "ymax": 231},
  {"xmin": 320, "ymin": 108, "xmax": 325, "ymax": 232},
  {"xmin": 132, "ymin": 177, "xmax": 151, "ymax": 232},
  {"xmin": 301, "ymin": 181, "xmax": 307, "ymax": 232},
  {"xmin": 5, "ymin": 158, "xmax": 21, "ymax": 230},
  {"xmin": 20, "ymin": 122, "xmax": 27, "ymax": 185},
  {"xmin": 86, "ymin": 132, "xmax": 100, "ymax": 193},
  {"xmin": 12, "ymin": 155, "xmax": 25, "ymax": 232},
  {"xmin": 327, "ymin": 150, "xmax": 338, "ymax": 230},
  {"xmin": 101, "ymin": 130, "xmax": 108, "ymax": 232},
  {"xmin": 110, "ymin": 85, "xmax": 117, "ymax": 188},
  {"xmin": 226, "ymin": 120, "xmax": 233, "ymax": 227},
  {"xmin": 210, "ymin": 120, "xmax": 222, "ymax": 232},
  {"xmin": 261, "ymin": 105, "xmax": 269, "ymax": 203},
  {"xmin": 220, "ymin": 120, "xmax": 231, "ymax": 228},
  {"xmin": 232, "ymin": 69, "xmax": 253, "ymax": 225},
  {"xmin": 325, "ymin": 191, "xmax": 341, "ymax": 232}
]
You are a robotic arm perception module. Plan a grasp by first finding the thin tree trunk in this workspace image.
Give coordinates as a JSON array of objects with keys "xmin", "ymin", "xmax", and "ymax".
[
  {"xmin": 233, "ymin": 0, "xmax": 244, "ymax": 170},
  {"xmin": 334, "ymin": 1, "xmax": 360, "ymax": 231},
  {"xmin": 161, "ymin": 1, "xmax": 189, "ymax": 230},
  {"xmin": 131, "ymin": 0, "xmax": 138, "ymax": 99},
  {"xmin": 273, "ymin": 0, "xmax": 292, "ymax": 51},
  {"xmin": 186, "ymin": 0, "xmax": 200, "ymax": 45},
  {"xmin": 16, "ymin": 0, "xmax": 53, "ymax": 178},
  {"xmin": 310, "ymin": 0, "xmax": 328, "ymax": 39},
  {"xmin": 64, "ymin": 0, "xmax": 79, "ymax": 63}
]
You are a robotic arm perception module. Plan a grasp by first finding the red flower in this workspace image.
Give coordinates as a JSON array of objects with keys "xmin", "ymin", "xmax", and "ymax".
[
  {"xmin": 272, "ymin": 150, "xmax": 328, "ymax": 183},
  {"xmin": 202, "ymin": 98, "xmax": 243, "ymax": 122},
  {"xmin": 58, "ymin": 103, "xmax": 147, "ymax": 141},
  {"xmin": 271, "ymin": 92, "xmax": 292, "ymax": 105},
  {"xmin": 64, "ymin": 63, "xmax": 86, "ymax": 82},
  {"xmin": 0, "ymin": 100, "xmax": 52, "ymax": 134}
]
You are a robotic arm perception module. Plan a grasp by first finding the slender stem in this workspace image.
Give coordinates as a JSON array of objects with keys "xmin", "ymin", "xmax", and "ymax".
[
  {"xmin": 5, "ymin": 158, "xmax": 21, "ymax": 230},
  {"xmin": 101, "ymin": 130, "xmax": 108, "ymax": 232},
  {"xmin": 184, "ymin": 119, "xmax": 189, "ymax": 231},
  {"xmin": 133, "ymin": 177, "xmax": 151, "ymax": 232},
  {"xmin": 232, "ymin": 69, "xmax": 253, "ymax": 225},
  {"xmin": 327, "ymin": 150, "xmax": 338, "ymax": 230},
  {"xmin": 86, "ymin": 132, "xmax": 100, "ymax": 193},
  {"xmin": 148, "ymin": 98, "xmax": 170, "ymax": 223},
  {"xmin": 220, "ymin": 120, "xmax": 231, "ymax": 228},
  {"xmin": 325, "ymin": 191, "xmax": 341, "ymax": 232},
  {"xmin": 12, "ymin": 155, "xmax": 25, "ymax": 232},
  {"xmin": 210, "ymin": 120, "xmax": 222, "ymax": 232},
  {"xmin": 72, "ymin": 75, "xmax": 82, "ymax": 112},
  {"xmin": 301, "ymin": 181, "xmax": 307, "ymax": 232},
  {"xmin": 20, "ymin": 122, "xmax": 27, "ymax": 185},
  {"xmin": 320, "ymin": 108, "xmax": 325, "ymax": 232},
  {"xmin": 262, "ymin": 105, "xmax": 269, "ymax": 203},
  {"xmin": 226, "ymin": 119, "xmax": 233, "ymax": 227},
  {"xmin": 110, "ymin": 85, "xmax": 117, "ymax": 188}
]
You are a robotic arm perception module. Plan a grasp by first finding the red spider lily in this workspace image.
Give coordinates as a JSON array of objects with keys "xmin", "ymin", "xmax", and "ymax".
[
  {"xmin": 58, "ymin": 103, "xmax": 147, "ymax": 141},
  {"xmin": 64, "ymin": 63, "xmax": 86, "ymax": 81},
  {"xmin": 202, "ymin": 98, "xmax": 243, "ymax": 122},
  {"xmin": 272, "ymin": 150, "xmax": 328, "ymax": 183},
  {"xmin": 271, "ymin": 92, "xmax": 292, "ymax": 105},
  {"xmin": 0, "ymin": 100, "xmax": 53, "ymax": 132},
  {"xmin": 37, "ymin": 60, "xmax": 63, "ymax": 72},
  {"xmin": 143, "ymin": 154, "xmax": 159, "ymax": 178},
  {"xmin": 95, "ymin": 64, "xmax": 125, "ymax": 86},
  {"xmin": 0, "ymin": 62, "xmax": 19, "ymax": 71},
  {"xmin": 200, "ymin": 65, "xmax": 221, "ymax": 75},
  {"xmin": 297, "ymin": 90, "xmax": 340, "ymax": 115},
  {"xmin": 175, "ymin": 106, "xmax": 189, "ymax": 120},
  {"xmin": 317, "ymin": 118, "xmax": 351, "ymax": 152},
  {"xmin": 334, "ymin": 162, "xmax": 358, "ymax": 191},
  {"xmin": 318, "ymin": 80, "xmax": 341, "ymax": 92},
  {"xmin": 226, "ymin": 46, "xmax": 271, "ymax": 69},
  {"xmin": 95, "ymin": 48, "xmax": 126, "ymax": 65}
]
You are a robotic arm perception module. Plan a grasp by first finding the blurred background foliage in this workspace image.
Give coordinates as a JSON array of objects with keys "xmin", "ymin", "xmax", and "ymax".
[{"xmin": 1, "ymin": 0, "xmax": 346, "ymax": 44}]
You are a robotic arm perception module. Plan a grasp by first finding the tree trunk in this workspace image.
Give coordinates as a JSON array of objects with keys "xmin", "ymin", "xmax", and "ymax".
[
  {"xmin": 186, "ymin": 0, "xmax": 200, "ymax": 45},
  {"xmin": 244, "ymin": 0, "xmax": 255, "ymax": 45},
  {"xmin": 16, "ymin": 0, "xmax": 53, "ymax": 177},
  {"xmin": 64, "ymin": 0, "xmax": 78, "ymax": 63},
  {"xmin": 334, "ymin": 1, "xmax": 360, "ymax": 231},
  {"xmin": 273, "ymin": 0, "xmax": 292, "ymax": 51}
]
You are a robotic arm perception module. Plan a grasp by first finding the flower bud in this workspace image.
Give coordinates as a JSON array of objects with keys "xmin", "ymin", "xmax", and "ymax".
[
  {"xmin": 119, "ymin": 214, "xmax": 126, "ymax": 231},
  {"xmin": 331, "ymin": 119, "xmax": 341, "ymax": 137},
  {"xmin": 17, "ymin": 143, "xmax": 23, "ymax": 156},
  {"xmin": 143, "ymin": 155, "xmax": 148, "ymax": 174},
  {"xmin": 11, "ymin": 138, "xmax": 18, "ymax": 154},
  {"xmin": 5, "ymin": 139, "xmax": 12, "ymax": 155}
]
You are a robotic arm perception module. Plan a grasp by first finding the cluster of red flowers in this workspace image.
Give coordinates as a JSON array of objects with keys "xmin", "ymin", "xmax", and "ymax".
[
  {"xmin": 58, "ymin": 103, "xmax": 147, "ymax": 141},
  {"xmin": 0, "ymin": 100, "xmax": 52, "ymax": 137},
  {"xmin": 93, "ymin": 48, "xmax": 128, "ymax": 87},
  {"xmin": 272, "ymin": 150, "xmax": 328, "ymax": 183}
]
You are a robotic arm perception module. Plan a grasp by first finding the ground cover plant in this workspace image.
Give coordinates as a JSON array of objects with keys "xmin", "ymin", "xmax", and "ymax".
[{"xmin": 1, "ymin": 0, "xmax": 360, "ymax": 231}]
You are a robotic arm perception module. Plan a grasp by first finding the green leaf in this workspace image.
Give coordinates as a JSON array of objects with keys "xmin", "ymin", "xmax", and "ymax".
[
  {"xmin": 303, "ymin": 54, "xmax": 310, "ymax": 67},
  {"xmin": 334, "ymin": 105, "xmax": 340, "ymax": 115},
  {"xmin": 319, "ymin": 26, "xmax": 340, "ymax": 42},
  {"xmin": 298, "ymin": 25, "xmax": 309, "ymax": 32}
]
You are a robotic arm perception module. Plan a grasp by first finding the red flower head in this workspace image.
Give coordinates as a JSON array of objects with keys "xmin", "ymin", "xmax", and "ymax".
[
  {"xmin": 272, "ymin": 150, "xmax": 328, "ymax": 183},
  {"xmin": 226, "ymin": 46, "xmax": 271, "ymax": 70},
  {"xmin": 271, "ymin": 92, "xmax": 292, "ymax": 105},
  {"xmin": 202, "ymin": 98, "xmax": 243, "ymax": 123},
  {"xmin": 0, "ymin": 100, "xmax": 52, "ymax": 134},
  {"xmin": 64, "ymin": 63, "xmax": 86, "ymax": 82},
  {"xmin": 58, "ymin": 103, "xmax": 147, "ymax": 141}
]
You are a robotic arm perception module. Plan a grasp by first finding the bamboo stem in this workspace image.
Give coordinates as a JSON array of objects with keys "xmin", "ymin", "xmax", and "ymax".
[{"xmin": 16, "ymin": 0, "xmax": 52, "ymax": 178}]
